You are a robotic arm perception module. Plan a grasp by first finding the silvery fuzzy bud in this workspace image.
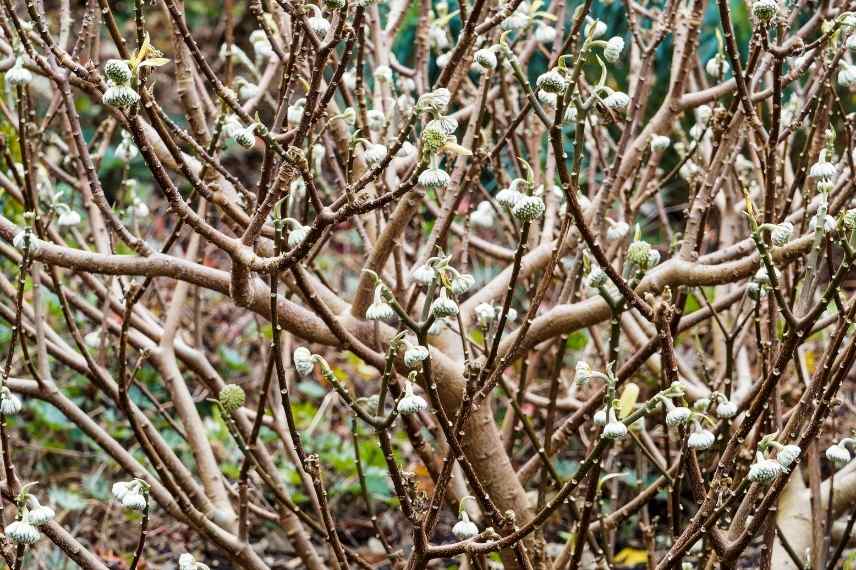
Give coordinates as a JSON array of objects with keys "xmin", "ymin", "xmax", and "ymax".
[
  {"xmin": 412, "ymin": 264, "xmax": 437, "ymax": 286},
  {"xmin": 219, "ymin": 384, "xmax": 246, "ymax": 413},
  {"xmin": 471, "ymin": 201, "xmax": 495, "ymax": 228},
  {"xmin": 287, "ymin": 99, "xmax": 306, "ymax": 126},
  {"xmin": 606, "ymin": 221, "xmax": 629, "ymax": 240},
  {"xmin": 501, "ymin": 13, "xmax": 529, "ymax": 30},
  {"xmin": 132, "ymin": 199, "xmax": 149, "ymax": 217},
  {"xmin": 665, "ymin": 405, "xmax": 692, "ymax": 426},
  {"xmin": 309, "ymin": 14, "xmax": 331, "ymax": 37},
  {"xmin": 293, "ymin": 347, "xmax": 316, "ymax": 376},
  {"xmin": 838, "ymin": 62, "xmax": 856, "ymax": 88},
  {"xmin": 650, "ymin": 135, "xmax": 671, "ymax": 152},
  {"xmin": 416, "ymin": 88, "xmax": 452, "ymax": 113},
  {"xmin": 751, "ymin": 0, "xmax": 778, "ymax": 22},
  {"xmin": 6, "ymin": 56, "xmax": 32, "ymax": 86},
  {"xmin": 535, "ymin": 23, "xmax": 557, "ymax": 43},
  {"xmin": 0, "ymin": 387, "xmax": 22, "ymax": 416},
  {"xmin": 627, "ymin": 239, "xmax": 651, "ymax": 266},
  {"xmin": 645, "ymin": 249, "xmax": 661, "ymax": 269},
  {"xmin": 705, "ymin": 55, "xmax": 730, "ymax": 78},
  {"xmin": 179, "ymin": 554, "xmax": 196, "ymax": 570},
  {"xmin": 362, "ymin": 143, "xmax": 387, "ymax": 165},
  {"xmin": 28, "ymin": 506, "xmax": 54, "ymax": 527},
  {"xmin": 366, "ymin": 298, "xmax": 396, "ymax": 322},
  {"xmin": 418, "ymin": 167, "xmax": 451, "ymax": 190},
  {"xmin": 696, "ymin": 104, "xmax": 713, "ymax": 124},
  {"xmin": 512, "ymin": 195, "xmax": 546, "ymax": 221},
  {"xmin": 430, "ymin": 288, "xmax": 459, "ymax": 318},
  {"xmin": 399, "ymin": 76, "xmax": 416, "ymax": 92},
  {"xmin": 342, "ymin": 70, "xmax": 357, "ymax": 91},
  {"xmin": 367, "ymin": 110, "xmax": 386, "ymax": 131},
  {"xmin": 715, "ymin": 400, "xmax": 738, "ymax": 419},
  {"xmin": 770, "ymin": 221, "xmax": 793, "ymax": 246},
  {"xmin": 57, "ymin": 209, "xmax": 81, "ymax": 227},
  {"xmin": 234, "ymin": 125, "xmax": 257, "ymax": 149},
  {"xmin": 603, "ymin": 36, "xmax": 625, "ymax": 63},
  {"xmin": 537, "ymin": 90, "xmax": 558, "ymax": 108},
  {"xmin": 826, "ymin": 443, "xmax": 851, "ymax": 467},
  {"xmin": 104, "ymin": 59, "xmax": 132, "ymax": 84},
  {"xmin": 452, "ymin": 511, "xmax": 479, "ymax": 540},
  {"xmin": 689, "ymin": 123, "xmax": 705, "ymax": 140},
  {"xmin": 495, "ymin": 187, "xmax": 523, "ymax": 208},
  {"xmin": 115, "ymin": 133, "xmax": 138, "ymax": 162},
  {"xmin": 12, "ymin": 230, "xmax": 39, "ymax": 252},
  {"xmin": 474, "ymin": 303, "xmax": 496, "ymax": 328},
  {"xmin": 748, "ymin": 457, "xmax": 783, "ymax": 483},
  {"xmin": 5, "ymin": 519, "xmax": 40, "ymax": 545},
  {"xmin": 585, "ymin": 18, "xmax": 607, "ymax": 39},
  {"xmin": 776, "ymin": 444, "xmax": 801, "ymax": 468},
  {"xmin": 429, "ymin": 25, "xmax": 450, "ymax": 49},
  {"xmin": 112, "ymin": 481, "xmax": 132, "ymax": 501},
  {"xmin": 474, "ymin": 47, "xmax": 498, "ymax": 70},
  {"xmin": 404, "ymin": 345, "xmax": 430, "ymax": 368},
  {"xmin": 102, "ymin": 82, "xmax": 140, "ymax": 108},
  {"xmin": 450, "ymin": 273, "xmax": 475, "ymax": 295},
  {"xmin": 122, "ymin": 491, "xmax": 147, "ymax": 511},
  {"xmin": 250, "ymin": 31, "xmax": 275, "ymax": 60},
  {"xmin": 687, "ymin": 426, "xmax": 716, "ymax": 450},
  {"xmin": 602, "ymin": 408, "xmax": 628, "ymax": 440},
  {"xmin": 536, "ymin": 70, "xmax": 568, "ymax": 94},
  {"xmin": 593, "ymin": 407, "xmax": 608, "ymax": 426},
  {"xmin": 603, "ymin": 91, "xmax": 630, "ymax": 110},
  {"xmin": 574, "ymin": 361, "xmax": 593, "ymax": 385},
  {"xmin": 809, "ymin": 212, "xmax": 836, "ymax": 233},
  {"xmin": 564, "ymin": 104, "xmax": 578, "ymax": 125},
  {"xmin": 397, "ymin": 382, "xmax": 428, "ymax": 415}
]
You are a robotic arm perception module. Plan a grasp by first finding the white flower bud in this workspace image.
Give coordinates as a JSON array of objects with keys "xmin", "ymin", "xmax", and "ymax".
[
  {"xmin": 687, "ymin": 426, "xmax": 716, "ymax": 450},
  {"xmin": 474, "ymin": 47, "xmax": 498, "ymax": 70},
  {"xmin": 5, "ymin": 519, "xmax": 40, "ymax": 544},
  {"xmin": 776, "ymin": 444, "xmax": 801, "ymax": 468},
  {"xmin": 474, "ymin": 303, "xmax": 496, "ymax": 328},
  {"xmin": 748, "ymin": 457, "xmax": 783, "ymax": 483},
  {"xmin": 536, "ymin": 70, "xmax": 568, "ymax": 94},
  {"xmin": 430, "ymin": 288, "xmax": 459, "ymax": 318},
  {"xmin": 6, "ymin": 57, "xmax": 33, "ymax": 86},
  {"xmin": 404, "ymin": 345, "xmax": 430, "ymax": 368},
  {"xmin": 603, "ymin": 36, "xmax": 624, "ymax": 63},
  {"xmin": 650, "ymin": 135, "xmax": 671, "ymax": 152},
  {"xmin": 397, "ymin": 382, "xmax": 428, "ymax": 415},
  {"xmin": 0, "ymin": 387, "xmax": 22, "ymax": 416},
  {"xmin": 293, "ymin": 347, "xmax": 316, "ymax": 376},
  {"xmin": 28, "ymin": 505, "xmax": 55, "ymax": 527},
  {"xmin": 826, "ymin": 443, "xmax": 851, "ymax": 467},
  {"xmin": 471, "ymin": 201, "xmax": 495, "ymax": 228},
  {"xmin": 418, "ymin": 167, "xmax": 451, "ymax": 190},
  {"xmin": 602, "ymin": 408, "xmax": 628, "ymax": 440},
  {"xmin": 104, "ymin": 59, "xmax": 132, "ymax": 84},
  {"xmin": 412, "ymin": 264, "xmax": 437, "ymax": 286},
  {"xmin": 603, "ymin": 91, "xmax": 630, "ymax": 110},
  {"xmin": 452, "ymin": 511, "xmax": 479, "ymax": 540},
  {"xmin": 751, "ymin": 0, "xmax": 778, "ymax": 22},
  {"xmin": 102, "ymin": 82, "xmax": 140, "ymax": 108},
  {"xmin": 512, "ymin": 195, "xmax": 546, "ymax": 221},
  {"xmin": 715, "ymin": 400, "xmax": 738, "ymax": 419}
]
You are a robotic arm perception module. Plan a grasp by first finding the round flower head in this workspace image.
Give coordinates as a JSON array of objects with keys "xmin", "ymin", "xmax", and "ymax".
[
  {"xmin": 606, "ymin": 221, "xmax": 630, "ymax": 240},
  {"xmin": 122, "ymin": 491, "xmax": 147, "ymax": 511},
  {"xmin": 537, "ymin": 90, "xmax": 558, "ymax": 108},
  {"xmin": 602, "ymin": 408, "xmax": 628, "ymax": 440},
  {"xmin": 627, "ymin": 238, "xmax": 651, "ymax": 266},
  {"xmin": 770, "ymin": 222, "xmax": 793, "ymax": 246},
  {"xmin": 452, "ymin": 511, "xmax": 479, "ymax": 540},
  {"xmin": 28, "ymin": 505, "xmax": 55, "ymax": 527},
  {"xmin": 471, "ymin": 201, "xmax": 495, "ymax": 228},
  {"xmin": 705, "ymin": 55, "xmax": 730, "ymax": 78},
  {"xmin": 474, "ymin": 303, "xmax": 496, "ymax": 328},
  {"xmin": 112, "ymin": 481, "xmax": 132, "ymax": 501},
  {"xmin": 430, "ymin": 288, "xmax": 459, "ymax": 318},
  {"xmin": 450, "ymin": 273, "xmax": 475, "ymax": 296},
  {"xmin": 104, "ymin": 59, "xmax": 132, "ymax": 84},
  {"xmin": 6, "ymin": 57, "xmax": 33, "ymax": 86},
  {"xmin": 496, "ymin": 186, "xmax": 523, "ymax": 208},
  {"xmin": 219, "ymin": 384, "xmax": 246, "ymax": 413},
  {"xmin": 0, "ymin": 387, "xmax": 22, "ymax": 416},
  {"xmin": 696, "ymin": 104, "xmax": 713, "ymax": 124},
  {"xmin": 404, "ymin": 345, "xmax": 430, "ymax": 368},
  {"xmin": 416, "ymin": 88, "xmax": 452, "ymax": 114},
  {"xmin": 102, "ymin": 82, "xmax": 141, "ymax": 108},
  {"xmin": 687, "ymin": 425, "xmax": 716, "ymax": 450},
  {"xmin": 603, "ymin": 36, "xmax": 625, "ymax": 63},
  {"xmin": 809, "ymin": 152, "xmax": 837, "ymax": 180},
  {"xmin": 536, "ymin": 70, "xmax": 568, "ymax": 94},
  {"xmin": 362, "ymin": 143, "xmax": 387, "ymax": 166},
  {"xmin": 665, "ymin": 404, "xmax": 692, "ymax": 427},
  {"xmin": 838, "ymin": 62, "xmax": 856, "ymax": 88},
  {"xmin": 587, "ymin": 267, "xmax": 608, "ymax": 289},
  {"xmin": 776, "ymin": 444, "xmax": 801, "ymax": 468},
  {"xmin": 474, "ymin": 47, "xmax": 498, "ymax": 70},
  {"xmin": 397, "ymin": 381, "xmax": 428, "ymax": 415},
  {"xmin": 287, "ymin": 224, "xmax": 310, "ymax": 249},
  {"xmin": 237, "ymin": 78, "xmax": 260, "ymax": 101},
  {"xmin": 421, "ymin": 122, "xmax": 449, "ymax": 153},
  {"xmin": 826, "ymin": 443, "xmax": 851, "ymax": 467},
  {"xmin": 309, "ymin": 13, "xmax": 331, "ymax": 37},
  {"xmin": 501, "ymin": 13, "xmax": 529, "ymax": 30},
  {"xmin": 179, "ymin": 554, "xmax": 196, "ymax": 570},
  {"xmin": 574, "ymin": 361, "xmax": 593, "ymax": 385},
  {"xmin": 585, "ymin": 18, "xmax": 607, "ymax": 38},
  {"xmin": 593, "ymin": 407, "xmax": 608, "ymax": 426},
  {"xmin": 412, "ymin": 264, "xmax": 437, "ymax": 286},
  {"xmin": 293, "ymin": 346, "xmax": 316, "ymax": 377},
  {"xmin": 366, "ymin": 110, "xmax": 386, "ymax": 132},
  {"xmin": 287, "ymin": 99, "xmax": 306, "ymax": 126},
  {"xmin": 748, "ymin": 457, "xmax": 783, "ymax": 484},
  {"xmin": 751, "ymin": 0, "xmax": 778, "ymax": 23},
  {"xmin": 366, "ymin": 286, "xmax": 396, "ymax": 322},
  {"xmin": 418, "ymin": 167, "xmax": 451, "ymax": 190},
  {"xmin": 234, "ymin": 125, "xmax": 258, "ymax": 149},
  {"xmin": 603, "ymin": 91, "xmax": 630, "ymax": 110},
  {"xmin": 512, "ymin": 194, "xmax": 546, "ymax": 222},
  {"xmin": 5, "ymin": 518, "xmax": 40, "ymax": 545},
  {"xmin": 535, "ymin": 23, "xmax": 557, "ymax": 43},
  {"xmin": 650, "ymin": 135, "xmax": 671, "ymax": 152},
  {"xmin": 714, "ymin": 399, "xmax": 738, "ymax": 419}
]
